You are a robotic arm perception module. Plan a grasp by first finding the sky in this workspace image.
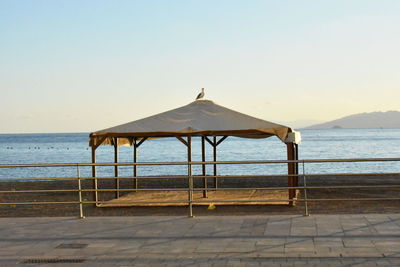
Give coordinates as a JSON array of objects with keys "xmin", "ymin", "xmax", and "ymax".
[{"xmin": 0, "ymin": 0, "xmax": 399, "ymax": 133}]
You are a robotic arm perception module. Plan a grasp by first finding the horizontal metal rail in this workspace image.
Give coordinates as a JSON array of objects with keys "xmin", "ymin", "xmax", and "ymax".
[
  {"xmin": 1, "ymin": 157, "xmax": 400, "ymax": 168},
  {"xmin": 2, "ymin": 184, "xmax": 400, "ymax": 194},
  {"xmin": 191, "ymin": 197, "xmax": 400, "ymax": 203},
  {"xmin": 1, "ymin": 171, "xmax": 399, "ymax": 182},
  {"xmin": 2, "ymin": 197, "xmax": 400, "ymax": 206},
  {"xmin": 0, "ymin": 158, "xmax": 399, "ymax": 218}
]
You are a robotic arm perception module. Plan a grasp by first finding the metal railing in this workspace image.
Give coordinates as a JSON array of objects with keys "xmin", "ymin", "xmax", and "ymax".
[{"xmin": 0, "ymin": 158, "xmax": 399, "ymax": 218}]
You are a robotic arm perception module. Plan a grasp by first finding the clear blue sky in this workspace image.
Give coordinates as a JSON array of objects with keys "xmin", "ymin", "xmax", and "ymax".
[{"xmin": 1, "ymin": 0, "xmax": 399, "ymax": 133}]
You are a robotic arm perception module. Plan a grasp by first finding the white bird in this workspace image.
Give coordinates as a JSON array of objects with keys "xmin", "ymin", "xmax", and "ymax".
[{"xmin": 196, "ymin": 88, "xmax": 205, "ymax": 100}]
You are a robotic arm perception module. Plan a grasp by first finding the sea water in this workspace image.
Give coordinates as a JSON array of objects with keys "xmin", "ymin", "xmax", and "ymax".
[{"xmin": 0, "ymin": 129, "xmax": 399, "ymax": 179}]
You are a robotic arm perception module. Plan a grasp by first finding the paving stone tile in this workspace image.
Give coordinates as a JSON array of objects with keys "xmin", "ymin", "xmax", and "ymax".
[
  {"xmin": 255, "ymin": 239, "xmax": 286, "ymax": 246},
  {"xmin": 1, "ymin": 214, "xmax": 400, "ymax": 265},
  {"xmin": 254, "ymin": 245, "xmax": 285, "ymax": 253},
  {"xmin": 343, "ymin": 239, "xmax": 375, "ymax": 248},
  {"xmin": 314, "ymin": 242, "xmax": 344, "ymax": 249},
  {"xmin": 340, "ymin": 248, "xmax": 383, "ymax": 257},
  {"xmin": 284, "ymin": 238, "xmax": 314, "ymax": 248}
]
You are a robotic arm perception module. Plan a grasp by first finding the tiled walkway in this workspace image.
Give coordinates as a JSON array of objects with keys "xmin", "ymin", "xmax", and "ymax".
[{"xmin": 1, "ymin": 214, "xmax": 400, "ymax": 266}]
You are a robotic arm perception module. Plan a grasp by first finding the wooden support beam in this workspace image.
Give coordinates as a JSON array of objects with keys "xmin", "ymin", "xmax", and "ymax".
[
  {"xmin": 131, "ymin": 137, "xmax": 146, "ymax": 190},
  {"xmin": 114, "ymin": 138, "xmax": 119, "ymax": 199},
  {"xmin": 204, "ymin": 136, "xmax": 215, "ymax": 147},
  {"xmin": 187, "ymin": 137, "xmax": 192, "ymax": 163},
  {"xmin": 204, "ymin": 135, "xmax": 227, "ymax": 147},
  {"xmin": 91, "ymin": 146, "xmax": 98, "ymax": 206},
  {"xmin": 187, "ymin": 136, "xmax": 193, "ymax": 217},
  {"xmin": 294, "ymin": 144, "xmax": 299, "ymax": 186},
  {"xmin": 287, "ymin": 142, "xmax": 297, "ymax": 206},
  {"xmin": 92, "ymin": 135, "xmax": 108, "ymax": 150},
  {"xmin": 133, "ymin": 138, "xmax": 138, "ymax": 190},
  {"xmin": 201, "ymin": 136, "xmax": 207, "ymax": 198},
  {"xmin": 216, "ymin": 135, "xmax": 228, "ymax": 146},
  {"xmin": 204, "ymin": 135, "xmax": 227, "ymax": 189},
  {"xmin": 176, "ymin": 136, "xmax": 189, "ymax": 147},
  {"xmin": 213, "ymin": 136, "xmax": 217, "ymax": 189},
  {"xmin": 136, "ymin": 137, "xmax": 147, "ymax": 147}
]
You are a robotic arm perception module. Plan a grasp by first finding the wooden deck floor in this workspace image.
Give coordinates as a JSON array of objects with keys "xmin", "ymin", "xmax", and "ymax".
[{"xmin": 98, "ymin": 189, "xmax": 297, "ymax": 207}]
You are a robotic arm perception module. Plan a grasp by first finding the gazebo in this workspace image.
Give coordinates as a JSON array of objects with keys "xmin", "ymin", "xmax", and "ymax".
[{"xmin": 89, "ymin": 99, "xmax": 301, "ymax": 206}]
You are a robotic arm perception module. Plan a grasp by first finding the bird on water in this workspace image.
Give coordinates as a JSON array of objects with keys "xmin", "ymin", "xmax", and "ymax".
[{"xmin": 196, "ymin": 88, "xmax": 205, "ymax": 100}]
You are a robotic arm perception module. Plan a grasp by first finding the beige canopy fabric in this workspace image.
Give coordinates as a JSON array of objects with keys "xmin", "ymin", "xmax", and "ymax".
[{"xmin": 89, "ymin": 100, "xmax": 293, "ymax": 147}]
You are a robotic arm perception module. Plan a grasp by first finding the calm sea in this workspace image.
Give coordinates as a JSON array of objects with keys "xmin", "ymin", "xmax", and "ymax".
[{"xmin": 0, "ymin": 129, "xmax": 400, "ymax": 179}]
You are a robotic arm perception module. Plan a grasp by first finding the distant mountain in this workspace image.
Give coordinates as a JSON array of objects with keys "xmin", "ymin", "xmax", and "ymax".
[
  {"xmin": 279, "ymin": 119, "xmax": 324, "ymax": 129},
  {"xmin": 304, "ymin": 111, "xmax": 400, "ymax": 129}
]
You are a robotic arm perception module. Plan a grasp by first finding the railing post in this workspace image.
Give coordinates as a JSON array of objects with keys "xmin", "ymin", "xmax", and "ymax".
[
  {"xmin": 302, "ymin": 160, "xmax": 309, "ymax": 216},
  {"xmin": 76, "ymin": 164, "xmax": 85, "ymax": 219},
  {"xmin": 187, "ymin": 136, "xmax": 194, "ymax": 218}
]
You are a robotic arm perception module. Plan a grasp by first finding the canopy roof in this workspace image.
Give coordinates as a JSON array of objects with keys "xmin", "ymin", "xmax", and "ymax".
[{"xmin": 89, "ymin": 100, "xmax": 293, "ymax": 147}]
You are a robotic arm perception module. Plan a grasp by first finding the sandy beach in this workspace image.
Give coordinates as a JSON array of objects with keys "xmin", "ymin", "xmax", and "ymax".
[{"xmin": 0, "ymin": 174, "xmax": 399, "ymax": 217}]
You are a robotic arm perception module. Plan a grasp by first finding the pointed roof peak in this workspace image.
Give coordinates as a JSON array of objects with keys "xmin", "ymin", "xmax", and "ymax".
[{"xmin": 192, "ymin": 99, "xmax": 215, "ymax": 104}]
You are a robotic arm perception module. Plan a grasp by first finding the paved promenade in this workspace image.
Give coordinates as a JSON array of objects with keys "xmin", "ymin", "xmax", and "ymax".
[{"xmin": 1, "ymin": 214, "xmax": 400, "ymax": 266}]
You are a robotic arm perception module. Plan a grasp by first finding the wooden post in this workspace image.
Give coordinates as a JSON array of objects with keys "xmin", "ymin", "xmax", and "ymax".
[
  {"xmin": 132, "ymin": 137, "xmax": 147, "ymax": 191},
  {"xmin": 213, "ymin": 136, "xmax": 217, "ymax": 189},
  {"xmin": 204, "ymin": 136, "xmax": 227, "ymax": 190},
  {"xmin": 295, "ymin": 143, "xmax": 299, "ymax": 186},
  {"xmin": 91, "ymin": 146, "xmax": 98, "ymax": 205},
  {"xmin": 187, "ymin": 136, "xmax": 193, "ymax": 217},
  {"xmin": 287, "ymin": 142, "xmax": 297, "ymax": 206},
  {"xmin": 202, "ymin": 136, "xmax": 207, "ymax": 198},
  {"xmin": 114, "ymin": 138, "xmax": 119, "ymax": 199},
  {"xmin": 133, "ymin": 138, "xmax": 138, "ymax": 190}
]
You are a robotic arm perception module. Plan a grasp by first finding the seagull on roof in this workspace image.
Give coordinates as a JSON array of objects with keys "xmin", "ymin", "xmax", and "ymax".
[{"xmin": 196, "ymin": 88, "xmax": 205, "ymax": 100}]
